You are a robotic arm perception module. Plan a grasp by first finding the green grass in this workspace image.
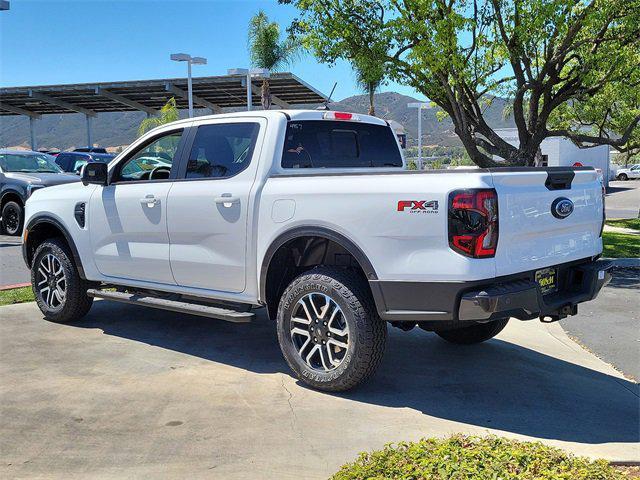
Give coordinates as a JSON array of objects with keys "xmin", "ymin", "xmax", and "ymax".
[
  {"xmin": 601, "ymin": 218, "xmax": 639, "ymax": 258},
  {"xmin": 332, "ymin": 435, "xmax": 625, "ymax": 480},
  {"xmin": 606, "ymin": 218, "xmax": 640, "ymax": 231},
  {"xmin": 602, "ymin": 231, "xmax": 639, "ymax": 258},
  {"xmin": 0, "ymin": 286, "xmax": 35, "ymax": 306}
]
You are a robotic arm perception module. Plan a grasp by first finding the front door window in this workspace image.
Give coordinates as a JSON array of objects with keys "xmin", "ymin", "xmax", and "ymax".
[{"xmin": 116, "ymin": 130, "xmax": 183, "ymax": 182}]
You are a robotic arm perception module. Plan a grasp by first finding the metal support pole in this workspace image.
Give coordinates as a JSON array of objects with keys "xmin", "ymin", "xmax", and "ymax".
[
  {"xmin": 86, "ymin": 114, "xmax": 93, "ymax": 148},
  {"xmin": 29, "ymin": 116, "xmax": 37, "ymax": 151},
  {"xmin": 246, "ymin": 72, "xmax": 252, "ymax": 111},
  {"xmin": 187, "ymin": 61, "xmax": 193, "ymax": 118},
  {"xmin": 417, "ymin": 107, "xmax": 423, "ymax": 170}
]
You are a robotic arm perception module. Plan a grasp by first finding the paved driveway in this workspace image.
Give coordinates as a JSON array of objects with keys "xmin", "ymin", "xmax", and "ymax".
[
  {"xmin": 0, "ymin": 234, "xmax": 26, "ymax": 287},
  {"xmin": 1, "ymin": 301, "xmax": 638, "ymax": 479},
  {"xmin": 606, "ymin": 180, "xmax": 639, "ymax": 219},
  {"xmin": 563, "ymin": 267, "xmax": 639, "ymax": 381}
]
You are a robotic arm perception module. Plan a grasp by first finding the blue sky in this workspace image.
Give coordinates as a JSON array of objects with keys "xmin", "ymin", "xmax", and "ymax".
[{"xmin": 0, "ymin": 0, "xmax": 425, "ymax": 101}]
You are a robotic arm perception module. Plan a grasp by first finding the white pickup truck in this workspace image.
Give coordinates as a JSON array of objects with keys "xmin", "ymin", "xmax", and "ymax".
[{"xmin": 22, "ymin": 110, "xmax": 611, "ymax": 391}]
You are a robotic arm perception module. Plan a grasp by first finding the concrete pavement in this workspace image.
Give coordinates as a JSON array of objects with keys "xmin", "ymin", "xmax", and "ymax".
[
  {"xmin": 563, "ymin": 267, "xmax": 640, "ymax": 381},
  {"xmin": 1, "ymin": 301, "xmax": 638, "ymax": 479},
  {"xmin": 0, "ymin": 234, "xmax": 27, "ymax": 286},
  {"xmin": 606, "ymin": 180, "xmax": 639, "ymax": 219}
]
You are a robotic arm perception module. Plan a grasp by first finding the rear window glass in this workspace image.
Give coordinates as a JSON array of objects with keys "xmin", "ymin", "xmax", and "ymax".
[{"xmin": 281, "ymin": 120, "xmax": 402, "ymax": 169}]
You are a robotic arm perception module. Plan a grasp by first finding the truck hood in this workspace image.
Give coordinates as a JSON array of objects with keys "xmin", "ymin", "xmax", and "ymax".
[{"xmin": 5, "ymin": 172, "xmax": 80, "ymax": 186}]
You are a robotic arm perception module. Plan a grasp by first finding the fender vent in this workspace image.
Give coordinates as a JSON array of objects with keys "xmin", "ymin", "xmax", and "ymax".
[{"xmin": 74, "ymin": 202, "xmax": 86, "ymax": 228}]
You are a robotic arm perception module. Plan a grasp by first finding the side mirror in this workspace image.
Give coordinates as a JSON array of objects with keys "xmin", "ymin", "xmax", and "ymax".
[{"xmin": 81, "ymin": 162, "xmax": 108, "ymax": 186}]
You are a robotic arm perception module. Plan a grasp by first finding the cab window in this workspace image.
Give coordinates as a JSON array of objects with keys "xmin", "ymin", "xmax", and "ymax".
[
  {"xmin": 115, "ymin": 130, "xmax": 183, "ymax": 182},
  {"xmin": 185, "ymin": 123, "xmax": 260, "ymax": 179}
]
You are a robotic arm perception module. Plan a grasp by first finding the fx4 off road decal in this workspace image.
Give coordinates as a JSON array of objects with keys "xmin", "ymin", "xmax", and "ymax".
[{"xmin": 397, "ymin": 200, "xmax": 439, "ymax": 214}]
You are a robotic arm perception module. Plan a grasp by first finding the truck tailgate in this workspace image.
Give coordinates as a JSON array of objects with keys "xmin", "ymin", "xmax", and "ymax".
[{"xmin": 491, "ymin": 168, "xmax": 603, "ymax": 276}]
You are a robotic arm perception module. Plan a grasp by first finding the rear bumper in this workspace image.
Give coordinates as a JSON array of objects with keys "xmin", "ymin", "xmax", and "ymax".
[
  {"xmin": 458, "ymin": 260, "xmax": 612, "ymax": 322},
  {"xmin": 370, "ymin": 258, "xmax": 612, "ymax": 322}
]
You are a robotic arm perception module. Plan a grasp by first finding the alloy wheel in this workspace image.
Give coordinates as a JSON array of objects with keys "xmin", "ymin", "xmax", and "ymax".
[
  {"xmin": 3, "ymin": 206, "xmax": 19, "ymax": 234},
  {"xmin": 289, "ymin": 293, "xmax": 350, "ymax": 372},
  {"xmin": 36, "ymin": 253, "xmax": 66, "ymax": 309}
]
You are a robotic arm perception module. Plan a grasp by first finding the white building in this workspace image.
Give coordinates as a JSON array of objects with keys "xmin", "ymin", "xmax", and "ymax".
[{"xmin": 494, "ymin": 128, "xmax": 611, "ymax": 183}]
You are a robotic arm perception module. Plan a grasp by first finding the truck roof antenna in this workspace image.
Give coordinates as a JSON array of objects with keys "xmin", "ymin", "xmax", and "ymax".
[{"xmin": 316, "ymin": 82, "xmax": 337, "ymax": 110}]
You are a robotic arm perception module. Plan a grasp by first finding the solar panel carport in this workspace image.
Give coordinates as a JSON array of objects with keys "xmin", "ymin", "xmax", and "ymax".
[{"xmin": 0, "ymin": 72, "xmax": 327, "ymax": 149}]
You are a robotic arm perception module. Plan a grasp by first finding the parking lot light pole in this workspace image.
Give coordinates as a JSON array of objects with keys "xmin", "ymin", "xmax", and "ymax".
[
  {"xmin": 170, "ymin": 53, "xmax": 207, "ymax": 118},
  {"xmin": 407, "ymin": 102, "xmax": 433, "ymax": 170},
  {"xmin": 227, "ymin": 68, "xmax": 270, "ymax": 111}
]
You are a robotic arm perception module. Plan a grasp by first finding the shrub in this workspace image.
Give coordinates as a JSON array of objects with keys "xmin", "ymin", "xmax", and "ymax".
[{"xmin": 331, "ymin": 435, "xmax": 624, "ymax": 480}]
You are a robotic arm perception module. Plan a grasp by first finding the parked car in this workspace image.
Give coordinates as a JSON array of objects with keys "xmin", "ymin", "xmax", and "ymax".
[
  {"xmin": 0, "ymin": 149, "xmax": 79, "ymax": 235},
  {"xmin": 37, "ymin": 149, "xmax": 61, "ymax": 156},
  {"xmin": 615, "ymin": 164, "xmax": 640, "ymax": 181},
  {"xmin": 55, "ymin": 151, "xmax": 115, "ymax": 174},
  {"xmin": 73, "ymin": 147, "xmax": 108, "ymax": 154},
  {"xmin": 21, "ymin": 110, "xmax": 610, "ymax": 391}
]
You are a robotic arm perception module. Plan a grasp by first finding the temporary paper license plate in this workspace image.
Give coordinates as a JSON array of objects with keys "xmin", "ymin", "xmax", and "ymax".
[{"xmin": 535, "ymin": 268, "xmax": 557, "ymax": 295}]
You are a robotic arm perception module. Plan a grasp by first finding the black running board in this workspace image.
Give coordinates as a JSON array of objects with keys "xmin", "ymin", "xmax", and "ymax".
[{"xmin": 87, "ymin": 289, "xmax": 254, "ymax": 323}]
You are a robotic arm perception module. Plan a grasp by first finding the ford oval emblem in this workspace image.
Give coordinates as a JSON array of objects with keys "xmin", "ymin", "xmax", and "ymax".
[{"xmin": 551, "ymin": 197, "xmax": 574, "ymax": 219}]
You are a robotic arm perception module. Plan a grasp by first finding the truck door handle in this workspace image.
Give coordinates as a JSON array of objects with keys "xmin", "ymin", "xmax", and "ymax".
[
  {"xmin": 215, "ymin": 194, "xmax": 240, "ymax": 206},
  {"xmin": 140, "ymin": 195, "xmax": 160, "ymax": 207}
]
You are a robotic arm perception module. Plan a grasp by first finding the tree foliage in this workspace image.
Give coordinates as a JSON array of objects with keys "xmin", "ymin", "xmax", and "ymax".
[
  {"xmin": 282, "ymin": 0, "xmax": 640, "ymax": 167},
  {"xmin": 137, "ymin": 98, "xmax": 179, "ymax": 136},
  {"xmin": 248, "ymin": 10, "xmax": 300, "ymax": 109}
]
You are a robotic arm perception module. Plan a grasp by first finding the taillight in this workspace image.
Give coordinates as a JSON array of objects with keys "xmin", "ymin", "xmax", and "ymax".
[{"xmin": 448, "ymin": 189, "xmax": 499, "ymax": 258}]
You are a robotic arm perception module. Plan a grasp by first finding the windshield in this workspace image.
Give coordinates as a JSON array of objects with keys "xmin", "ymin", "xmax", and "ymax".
[
  {"xmin": 0, "ymin": 153, "xmax": 63, "ymax": 173},
  {"xmin": 90, "ymin": 154, "xmax": 115, "ymax": 161}
]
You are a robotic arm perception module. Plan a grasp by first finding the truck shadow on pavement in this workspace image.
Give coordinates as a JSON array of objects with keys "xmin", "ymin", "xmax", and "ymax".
[
  {"xmin": 606, "ymin": 185, "xmax": 637, "ymax": 194},
  {"xmin": 71, "ymin": 300, "xmax": 639, "ymax": 446}
]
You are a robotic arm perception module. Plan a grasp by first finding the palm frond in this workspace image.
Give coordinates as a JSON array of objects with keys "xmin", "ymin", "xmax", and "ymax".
[
  {"xmin": 137, "ymin": 97, "xmax": 179, "ymax": 136},
  {"xmin": 248, "ymin": 10, "xmax": 300, "ymax": 71}
]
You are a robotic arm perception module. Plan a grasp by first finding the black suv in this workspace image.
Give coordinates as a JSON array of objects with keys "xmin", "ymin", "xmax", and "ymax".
[
  {"xmin": 55, "ymin": 151, "xmax": 115, "ymax": 174},
  {"xmin": 0, "ymin": 150, "xmax": 79, "ymax": 235}
]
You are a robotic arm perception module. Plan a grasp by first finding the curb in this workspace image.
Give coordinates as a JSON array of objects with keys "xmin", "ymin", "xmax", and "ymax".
[{"xmin": 0, "ymin": 282, "xmax": 30, "ymax": 291}]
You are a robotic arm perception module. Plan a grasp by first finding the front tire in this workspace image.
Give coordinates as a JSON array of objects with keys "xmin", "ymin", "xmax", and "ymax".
[
  {"xmin": 436, "ymin": 318, "xmax": 509, "ymax": 345},
  {"xmin": 277, "ymin": 267, "xmax": 386, "ymax": 392},
  {"xmin": 31, "ymin": 239, "xmax": 93, "ymax": 323},
  {"xmin": 1, "ymin": 201, "xmax": 23, "ymax": 236},
  {"xmin": 618, "ymin": 173, "xmax": 628, "ymax": 181}
]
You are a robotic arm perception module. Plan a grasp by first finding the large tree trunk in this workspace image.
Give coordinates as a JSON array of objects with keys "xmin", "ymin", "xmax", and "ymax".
[
  {"xmin": 261, "ymin": 78, "xmax": 271, "ymax": 110},
  {"xmin": 533, "ymin": 148, "xmax": 545, "ymax": 167},
  {"xmin": 368, "ymin": 85, "xmax": 375, "ymax": 116}
]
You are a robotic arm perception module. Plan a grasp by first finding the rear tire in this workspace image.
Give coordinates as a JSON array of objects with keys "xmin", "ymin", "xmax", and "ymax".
[
  {"xmin": 277, "ymin": 266, "xmax": 386, "ymax": 392},
  {"xmin": 31, "ymin": 238, "xmax": 93, "ymax": 323},
  {"xmin": 1, "ymin": 201, "xmax": 23, "ymax": 236},
  {"xmin": 618, "ymin": 173, "xmax": 628, "ymax": 181},
  {"xmin": 436, "ymin": 318, "xmax": 509, "ymax": 345}
]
